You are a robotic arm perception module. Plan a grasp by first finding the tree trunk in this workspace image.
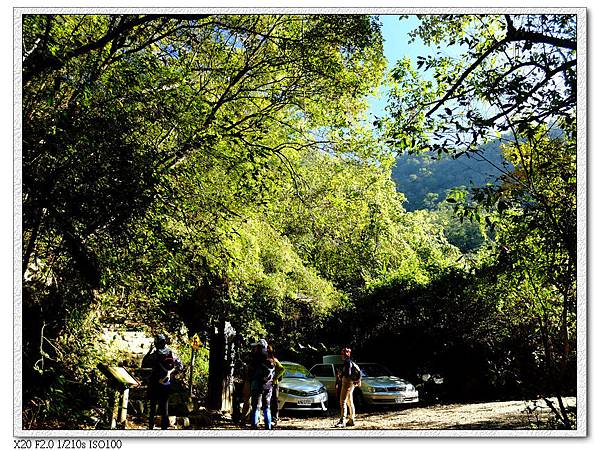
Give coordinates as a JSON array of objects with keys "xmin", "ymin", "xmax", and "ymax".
[
  {"xmin": 206, "ymin": 321, "xmax": 226, "ymax": 411},
  {"xmin": 206, "ymin": 320, "xmax": 236, "ymax": 412}
]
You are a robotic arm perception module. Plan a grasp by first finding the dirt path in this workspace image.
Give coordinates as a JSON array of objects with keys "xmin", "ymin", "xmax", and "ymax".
[
  {"xmin": 127, "ymin": 397, "xmax": 574, "ymax": 431},
  {"xmin": 263, "ymin": 397, "xmax": 575, "ymax": 430}
]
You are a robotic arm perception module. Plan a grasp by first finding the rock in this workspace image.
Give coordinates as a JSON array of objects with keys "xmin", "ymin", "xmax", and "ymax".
[{"xmin": 177, "ymin": 417, "xmax": 190, "ymax": 427}]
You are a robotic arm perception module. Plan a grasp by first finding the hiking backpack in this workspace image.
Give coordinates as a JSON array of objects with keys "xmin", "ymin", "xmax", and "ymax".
[
  {"xmin": 157, "ymin": 351, "xmax": 176, "ymax": 385},
  {"xmin": 350, "ymin": 361, "xmax": 362, "ymax": 382},
  {"xmin": 260, "ymin": 361, "xmax": 275, "ymax": 384}
]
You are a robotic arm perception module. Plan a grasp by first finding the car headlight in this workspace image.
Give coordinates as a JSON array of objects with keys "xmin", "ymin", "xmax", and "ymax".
[
  {"xmin": 365, "ymin": 386, "xmax": 388, "ymax": 393},
  {"xmin": 279, "ymin": 387, "xmax": 305, "ymax": 396},
  {"xmin": 318, "ymin": 386, "xmax": 327, "ymax": 394}
]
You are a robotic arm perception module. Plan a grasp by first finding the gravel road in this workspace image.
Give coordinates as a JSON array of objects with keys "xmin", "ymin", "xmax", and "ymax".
[
  {"xmin": 128, "ymin": 397, "xmax": 575, "ymax": 431},
  {"xmin": 270, "ymin": 398, "xmax": 576, "ymax": 430},
  {"xmin": 205, "ymin": 397, "xmax": 576, "ymax": 431}
]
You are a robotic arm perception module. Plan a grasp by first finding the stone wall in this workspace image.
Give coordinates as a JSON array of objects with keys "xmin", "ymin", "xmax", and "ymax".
[
  {"xmin": 98, "ymin": 327, "xmax": 154, "ymax": 367},
  {"xmin": 97, "ymin": 326, "xmax": 195, "ymax": 425}
]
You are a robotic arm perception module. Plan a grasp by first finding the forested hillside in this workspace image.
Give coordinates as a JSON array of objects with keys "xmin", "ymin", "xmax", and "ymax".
[
  {"xmin": 20, "ymin": 13, "xmax": 578, "ymax": 431},
  {"xmin": 392, "ymin": 139, "xmax": 505, "ymax": 211}
]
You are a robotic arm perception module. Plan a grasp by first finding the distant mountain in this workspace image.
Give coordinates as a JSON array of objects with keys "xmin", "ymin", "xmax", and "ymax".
[{"xmin": 392, "ymin": 139, "xmax": 507, "ymax": 211}]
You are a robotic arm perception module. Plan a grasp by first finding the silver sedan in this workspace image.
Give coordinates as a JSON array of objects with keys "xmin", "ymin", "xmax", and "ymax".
[
  {"xmin": 310, "ymin": 362, "xmax": 418, "ymax": 406},
  {"xmin": 278, "ymin": 361, "xmax": 328, "ymax": 411}
]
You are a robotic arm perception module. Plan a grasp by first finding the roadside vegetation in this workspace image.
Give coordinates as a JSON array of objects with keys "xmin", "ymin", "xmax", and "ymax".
[{"xmin": 21, "ymin": 13, "xmax": 577, "ymax": 430}]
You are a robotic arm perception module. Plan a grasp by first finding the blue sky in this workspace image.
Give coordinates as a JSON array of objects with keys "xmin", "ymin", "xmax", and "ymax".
[
  {"xmin": 367, "ymin": 15, "xmax": 460, "ymax": 121},
  {"xmin": 366, "ymin": 15, "xmax": 427, "ymax": 121},
  {"xmin": 379, "ymin": 15, "xmax": 428, "ymax": 71}
]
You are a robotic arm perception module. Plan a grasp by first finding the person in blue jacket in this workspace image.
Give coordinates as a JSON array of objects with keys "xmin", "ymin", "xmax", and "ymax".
[{"xmin": 248, "ymin": 339, "xmax": 275, "ymax": 430}]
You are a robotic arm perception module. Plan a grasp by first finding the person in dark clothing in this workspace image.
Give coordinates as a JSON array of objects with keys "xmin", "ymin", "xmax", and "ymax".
[
  {"xmin": 142, "ymin": 334, "xmax": 184, "ymax": 430},
  {"xmin": 335, "ymin": 346, "xmax": 360, "ymax": 428},
  {"xmin": 248, "ymin": 339, "xmax": 275, "ymax": 430}
]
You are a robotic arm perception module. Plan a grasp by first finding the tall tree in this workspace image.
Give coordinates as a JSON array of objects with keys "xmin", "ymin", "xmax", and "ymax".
[
  {"xmin": 23, "ymin": 14, "xmax": 385, "ymax": 284},
  {"xmin": 384, "ymin": 14, "xmax": 576, "ymax": 156},
  {"xmin": 486, "ymin": 129, "xmax": 576, "ymax": 427},
  {"xmin": 21, "ymin": 13, "xmax": 386, "ymax": 426},
  {"xmin": 383, "ymin": 14, "xmax": 578, "ymax": 428}
]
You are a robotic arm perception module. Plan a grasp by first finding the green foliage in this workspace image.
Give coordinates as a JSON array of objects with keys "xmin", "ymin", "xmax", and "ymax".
[
  {"xmin": 427, "ymin": 202, "xmax": 488, "ymax": 253},
  {"xmin": 392, "ymin": 139, "xmax": 506, "ymax": 211},
  {"xmin": 21, "ymin": 13, "xmax": 578, "ymax": 430},
  {"xmin": 261, "ymin": 138, "xmax": 463, "ymax": 294},
  {"xmin": 439, "ymin": 127, "xmax": 576, "ymax": 425},
  {"xmin": 384, "ymin": 14, "xmax": 576, "ymax": 157},
  {"xmin": 21, "ymin": 14, "xmax": 389, "ymax": 427},
  {"xmin": 372, "ymin": 14, "xmax": 577, "ymax": 425}
]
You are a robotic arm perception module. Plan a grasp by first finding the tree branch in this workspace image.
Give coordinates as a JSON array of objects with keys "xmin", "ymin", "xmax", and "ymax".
[
  {"xmin": 23, "ymin": 15, "xmax": 210, "ymax": 84},
  {"xmin": 425, "ymin": 15, "xmax": 576, "ymax": 120},
  {"xmin": 426, "ymin": 38, "xmax": 508, "ymax": 118},
  {"xmin": 480, "ymin": 59, "xmax": 576, "ymax": 126}
]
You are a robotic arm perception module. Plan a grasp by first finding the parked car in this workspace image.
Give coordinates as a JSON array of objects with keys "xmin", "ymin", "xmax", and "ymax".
[
  {"xmin": 310, "ymin": 361, "xmax": 419, "ymax": 406},
  {"xmin": 310, "ymin": 361, "xmax": 341, "ymax": 398},
  {"xmin": 278, "ymin": 361, "xmax": 328, "ymax": 412}
]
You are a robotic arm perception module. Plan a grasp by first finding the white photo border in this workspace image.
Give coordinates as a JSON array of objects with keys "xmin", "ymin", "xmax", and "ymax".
[{"xmin": 13, "ymin": 6, "xmax": 587, "ymax": 438}]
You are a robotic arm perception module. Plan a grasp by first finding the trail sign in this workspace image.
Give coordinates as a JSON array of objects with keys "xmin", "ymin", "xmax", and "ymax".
[
  {"xmin": 191, "ymin": 333, "xmax": 202, "ymax": 350},
  {"xmin": 189, "ymin": 333, "xmax": 202, "ymax": 397},
  {"xmin": 96, "ymin": 364, "xmax": 139, "ymax": 429}
]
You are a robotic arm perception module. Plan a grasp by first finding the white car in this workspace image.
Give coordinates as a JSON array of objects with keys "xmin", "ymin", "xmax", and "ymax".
[
  {"xmin": 278, "ymin": 361, "xmax": 328, "ymax": 411},
  {"xmin": 310, "ymin": 361, "xmax": 419, "ymax": 406}
]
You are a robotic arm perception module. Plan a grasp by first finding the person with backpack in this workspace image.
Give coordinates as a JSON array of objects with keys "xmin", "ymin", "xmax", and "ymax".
[
  {"xmin": 267, "ymin": 345, "xmax": 285, "ymax": 428},
  {"xmin": 238, "ymin": 342, "xmax": 260, "ymax": 425},
  {"xmin": 248, "ymin": 338, "xmax": 275, "ymax": 430},
  {"xmin": 335, "ymin": 346, "xmax": 361, "ymax": 428},
  {"xmin": 142, "ymin": 333, "xmax": 184, "ymax": 430}
]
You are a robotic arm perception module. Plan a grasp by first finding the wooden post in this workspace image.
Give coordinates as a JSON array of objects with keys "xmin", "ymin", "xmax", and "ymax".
[
  {"xmin": 110, "ymin": 389, "xmax": 120, "ymax": 429},
  {"xmin": 117, "ymin": 388, "xmax": 130, "ymax": 428},
  {"xmin": 188, "ymin": 348, "xmax": 196, "ymax": 398}
]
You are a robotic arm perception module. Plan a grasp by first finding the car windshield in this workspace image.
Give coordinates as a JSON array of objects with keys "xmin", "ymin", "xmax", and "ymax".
[
  {"xmin": 358, "ymin": 363, "xmax": 393, "ymax": 377},
  {"xmin": 282, "ymin": 363, "xmax": 314, "ymax": 378}
]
